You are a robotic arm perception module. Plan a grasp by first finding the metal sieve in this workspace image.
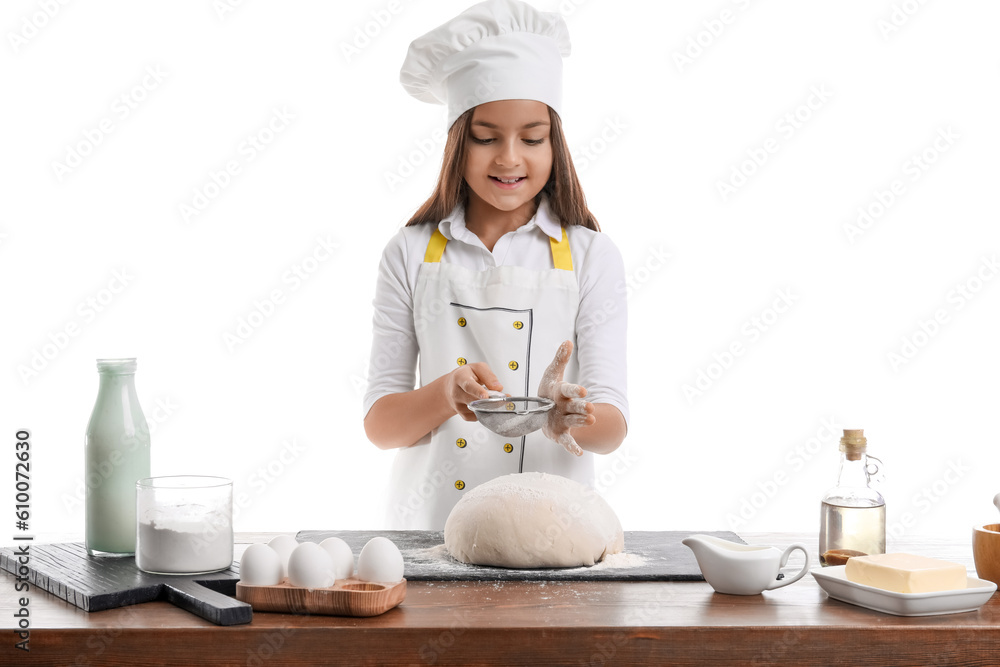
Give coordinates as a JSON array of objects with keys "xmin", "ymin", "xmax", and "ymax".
[{"xmin": 468, "ymin": 396, "xmax": 555, "ymax": 438}]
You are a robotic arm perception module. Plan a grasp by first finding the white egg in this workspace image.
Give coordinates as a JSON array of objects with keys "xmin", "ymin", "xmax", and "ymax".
[
  {"xmin": 319, "ymin": 537, "xmax": 355, "ymax": 580},
  {"xmin": 239, "ymin": 543, "xmax": 282, "ymax": 586},
  {"xmin": 287, "ymin": 542, "xmax": 336, "ymax": 589},
  {"xmin": 357, "ymin": 536, "xmax": 404, "ymax": 583},
  {"xmin": 267, "ymin": 534, "xmax": 299, "ymax": 579}
]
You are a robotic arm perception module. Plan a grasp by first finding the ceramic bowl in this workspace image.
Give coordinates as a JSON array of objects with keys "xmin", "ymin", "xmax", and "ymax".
[{"xmin": 972, "ymin": 523, "xmax": 1000, "ymax": 585}]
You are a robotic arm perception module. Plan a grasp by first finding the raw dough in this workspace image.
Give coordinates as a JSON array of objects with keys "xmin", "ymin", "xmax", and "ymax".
[{"xmin": 444, "ymin": 472, "xmax": 624, "ymax": 568}]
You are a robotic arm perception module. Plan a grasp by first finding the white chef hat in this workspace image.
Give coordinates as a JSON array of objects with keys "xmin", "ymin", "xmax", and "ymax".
[{"xmin": 400, "ymin": 0, "xmax": 571, "ymax": 128}]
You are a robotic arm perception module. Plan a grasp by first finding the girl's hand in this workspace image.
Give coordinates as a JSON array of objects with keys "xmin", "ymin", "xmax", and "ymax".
[
  {"xmin": 538, "ymin": 340, "xmax": 596, "ymax": 456},
  {"xmin": 446, "ymin": 362, "xmax": 503, "ymax": 421}
]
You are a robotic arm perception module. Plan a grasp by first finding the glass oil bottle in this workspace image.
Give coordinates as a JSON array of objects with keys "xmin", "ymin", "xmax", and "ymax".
[{"xmin": 819, "ymin": 429, "xmax": 885, "ymax": 566}]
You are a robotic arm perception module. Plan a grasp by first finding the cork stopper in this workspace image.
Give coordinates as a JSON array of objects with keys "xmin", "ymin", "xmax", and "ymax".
[{"xmin": 839, "ymin": 429, "xmax": 867, "ymax": 461}]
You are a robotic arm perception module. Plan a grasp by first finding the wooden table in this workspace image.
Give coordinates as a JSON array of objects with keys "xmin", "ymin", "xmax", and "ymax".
[{"xmin": 3, "ymin": 532, "xmax": 999, "ymax": 666}]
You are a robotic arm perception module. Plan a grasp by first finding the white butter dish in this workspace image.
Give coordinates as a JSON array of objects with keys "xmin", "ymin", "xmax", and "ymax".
[{"xmin": 811, "ymin": 566, "xmax": 996, "ymax": 616}]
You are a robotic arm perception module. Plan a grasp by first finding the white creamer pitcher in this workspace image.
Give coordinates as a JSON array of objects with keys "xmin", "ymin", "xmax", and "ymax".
[{"xmin": 683, "ymin": 534, "xmax": 809, "ymax": 595}]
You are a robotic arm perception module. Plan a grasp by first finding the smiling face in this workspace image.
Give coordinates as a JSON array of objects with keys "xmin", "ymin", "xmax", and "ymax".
[{"xmin": 462, "ymin": 99, "xmax": 553, "ymax": 223}]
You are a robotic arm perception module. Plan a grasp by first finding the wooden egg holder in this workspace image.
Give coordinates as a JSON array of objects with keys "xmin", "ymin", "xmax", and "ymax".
[{"xmin": 236, "ymin": 577, "xmax": 406, "ymax": 617}]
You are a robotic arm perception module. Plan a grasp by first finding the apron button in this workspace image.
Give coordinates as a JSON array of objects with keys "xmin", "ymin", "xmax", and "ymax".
[
  {"xmin": 513, "ymin": 320, "xmax": 523, "ymax": 330},
  {"xmin": 457, "ymin": 357, "xmax": 467, "ymax": 366},
  {"xmin": 503, "ymin": 443, "xmax": 513, "ymax": 453},
  {"xmin": 455, "ymin": 480, "xmax": 465, "ymax": 490},
  {"xmin": 457, "ymin": 317, "xmax": 467, "ymax": 327},
  {"xmin": 456, "ymin": 438, "xmax": 467, "ymax": 448},
  {"xmin": 508, "ymin": 361, "xmax": 519, "ymax": 371}
]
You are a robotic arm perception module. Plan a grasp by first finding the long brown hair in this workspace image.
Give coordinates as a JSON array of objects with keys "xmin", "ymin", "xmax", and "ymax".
[{"xmin": 406, "ymin": 106, "xmax": 599, "ymax": 231}]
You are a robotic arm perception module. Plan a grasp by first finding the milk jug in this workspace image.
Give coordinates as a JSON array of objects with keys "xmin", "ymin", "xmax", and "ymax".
[{"xmin": 85, "ymin": 358, "xmax": 151, "ymax": 555}]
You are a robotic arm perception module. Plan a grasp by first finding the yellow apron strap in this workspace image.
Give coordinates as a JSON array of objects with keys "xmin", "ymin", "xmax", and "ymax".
[
  {"xmin": 424, "ymin": 229, "xmax": 448, "ymax": 263},
  {"xmin": 549, "ymin": 227, "xmax": 574, "ymax": 271},
  {"xmin": 425, "ymin": 227, "xmax": 572, "ymax": 269}
]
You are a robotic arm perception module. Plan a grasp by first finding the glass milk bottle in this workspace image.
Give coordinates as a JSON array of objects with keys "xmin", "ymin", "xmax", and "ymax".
[
  {"xmin": 85, "ymin": 358, "xmax": 151, "ymax": 556},
  {"xmin": 819, "ymin": 429, "xmax": 885, "ymax": 566}
]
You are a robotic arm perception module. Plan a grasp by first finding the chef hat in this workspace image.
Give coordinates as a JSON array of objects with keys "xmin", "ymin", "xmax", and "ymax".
[{"xmin": 400, "ymin": 0, "xmax": 571, "ymax": 128}]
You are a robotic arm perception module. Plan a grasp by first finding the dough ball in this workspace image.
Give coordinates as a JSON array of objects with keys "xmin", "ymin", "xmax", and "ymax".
[{"xmin": 444, "ymin": 472, "xmax": 624, "ymax": 568}]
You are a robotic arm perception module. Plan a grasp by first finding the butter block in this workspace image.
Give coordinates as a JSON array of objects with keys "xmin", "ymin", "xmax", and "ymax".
[{"xmin": 845, "ymin": 553, "xmax": 967, "ymax": 593}]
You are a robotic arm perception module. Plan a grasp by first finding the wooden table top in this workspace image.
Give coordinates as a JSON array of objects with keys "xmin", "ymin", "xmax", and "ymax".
[{"xmin": 3, "ymin": 531, "xmax": 998, "ymax": 666}]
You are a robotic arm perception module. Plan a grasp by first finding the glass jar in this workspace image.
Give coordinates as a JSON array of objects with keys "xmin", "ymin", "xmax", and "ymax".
[{"xmin": 136, "ymin": 476, "xmax": 234, "ymax": 575}]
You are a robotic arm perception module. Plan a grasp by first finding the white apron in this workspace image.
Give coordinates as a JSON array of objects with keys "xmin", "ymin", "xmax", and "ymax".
[{"xmin": 386, "ymin": 226, "xmax": 594, "ymax": 529}]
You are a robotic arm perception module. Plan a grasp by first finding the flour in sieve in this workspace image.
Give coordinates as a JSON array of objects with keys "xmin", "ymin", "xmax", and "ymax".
[{"xmin": 481, "ymin": 411, "xmax": 539, "ymax": 437}]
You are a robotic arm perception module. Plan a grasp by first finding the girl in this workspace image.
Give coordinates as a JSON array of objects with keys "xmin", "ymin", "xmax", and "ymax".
[{"xmin": 364, "ymin": 0, "xmax": 629, "ymax": 529}]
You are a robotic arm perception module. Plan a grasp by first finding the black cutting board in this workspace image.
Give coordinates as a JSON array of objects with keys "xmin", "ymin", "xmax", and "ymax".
[
  {"xmin": 297, "ymin": 530, "xmax": 745, "ymax": 581},
  {"xmin": 0, "ymin": 542, "xmax": 250, "ymax": 626}
]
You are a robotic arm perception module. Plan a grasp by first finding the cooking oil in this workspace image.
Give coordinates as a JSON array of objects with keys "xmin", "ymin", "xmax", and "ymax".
[
  {"xmin": 818, "ymin": 429, "xmax": 885, "ymax": 566},
  {"xmin": 819, "ymin": 501, "xmax": 886, "ymax": 566}
]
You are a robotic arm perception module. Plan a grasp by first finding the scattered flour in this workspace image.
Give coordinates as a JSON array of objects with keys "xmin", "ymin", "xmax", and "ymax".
[
  {"xmin": 588, "ymin": 551, "xmax": 646, "ymax": 570},
  {"xmin": 405, "ymin": 542, "xmax": 645, "ymax": 574}
]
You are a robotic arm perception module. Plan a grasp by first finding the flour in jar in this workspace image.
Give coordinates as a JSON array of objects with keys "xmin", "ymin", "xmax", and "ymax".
[{"xmin": 136, "ymin": 508, "xmax": 233, "ymax": 574}]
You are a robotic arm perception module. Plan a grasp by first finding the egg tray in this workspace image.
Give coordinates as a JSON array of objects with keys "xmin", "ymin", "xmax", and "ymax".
[{"xmin": 236, "ymin": 578, "xmax": 406, "ymax": 617}]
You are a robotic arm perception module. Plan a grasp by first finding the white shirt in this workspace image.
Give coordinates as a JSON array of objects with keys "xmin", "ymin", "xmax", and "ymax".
[{"xmin": 364, "ymin": 198, "xmax": 629, "ymax": 426}]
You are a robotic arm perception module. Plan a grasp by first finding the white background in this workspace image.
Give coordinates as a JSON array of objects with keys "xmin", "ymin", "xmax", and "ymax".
[{"xmin": 2, "ymin": 0, "xmax": 998, "ymax": 544}]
